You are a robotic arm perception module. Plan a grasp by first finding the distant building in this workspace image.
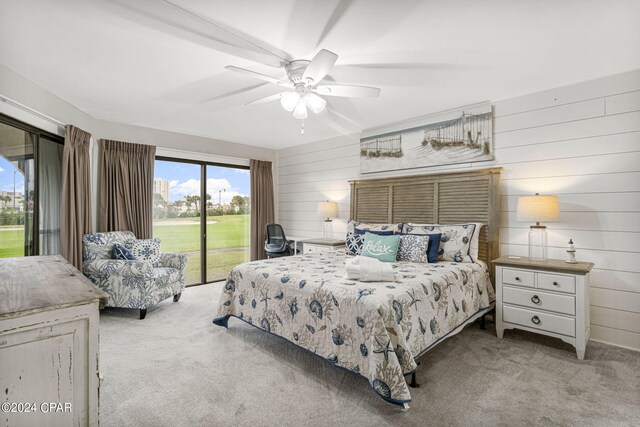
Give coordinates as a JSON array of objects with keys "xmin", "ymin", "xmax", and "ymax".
[
  {"xmin": 153, "ymin": 178, "xmax": 170, "ymax": 202},
  {"xmin": 0, "ymin": 190, "xmax": 24, "ymax": 211}
]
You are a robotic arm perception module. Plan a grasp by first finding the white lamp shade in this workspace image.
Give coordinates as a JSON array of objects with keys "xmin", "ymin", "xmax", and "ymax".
[
  {"xmin": 317, "ymin": 201, "xmax": 338, "ymax": 219},
  {"xmin": 306, "ymin": 93, "xmax": 326, "ymax": 114},
  {"xmin": 293, "ymin": 100, "xmax": 308, "ymax": 119},
  {"xmin": 516, "ymin": 194, "xmax": 559, "ymax": 223},
  {"xmin": 281, "ymin": 91, "xmax": 299, "ymax": 112}
]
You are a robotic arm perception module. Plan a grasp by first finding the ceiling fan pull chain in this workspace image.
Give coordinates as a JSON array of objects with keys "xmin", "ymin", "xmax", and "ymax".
[{"xmin": 300, "ymin": 120, "xmax": 305, "ymax": 135}]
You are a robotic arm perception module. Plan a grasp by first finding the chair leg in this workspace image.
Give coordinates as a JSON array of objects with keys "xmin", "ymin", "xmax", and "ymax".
[
  {"xmin": 139, "ymin": 309, "xmax": 147, "ymax": 320},
  {"xmin": 173, "ymin": 293, "xmax": 181, "ymax": 302}
]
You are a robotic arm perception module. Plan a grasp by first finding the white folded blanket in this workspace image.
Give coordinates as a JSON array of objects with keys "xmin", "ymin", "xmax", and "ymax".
[{"xmin": 345, "ymin": 256, "xmax": 397, "ymax": 282}]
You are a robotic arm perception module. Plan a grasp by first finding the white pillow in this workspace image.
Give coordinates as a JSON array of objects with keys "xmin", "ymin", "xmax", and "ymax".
[
  {"xmin": 346, "ymin": 219, "xmax": 401, "ymax": 234},
  {"xmin": 125, "ymin": 238, "xmax": 161, "ymax": 265},
  {"xmin": 402, "ymin": 223, "xmax": 483, "ymax": 262}
]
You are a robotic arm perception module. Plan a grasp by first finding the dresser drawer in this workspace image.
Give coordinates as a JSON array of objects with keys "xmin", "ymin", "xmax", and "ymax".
[
  {"xmin": 503, "ymin": 305, "xmax": 575, "ymax": 337},
  {"xmin": 502, "ymin": 268, "xmax": 535, "ymax": 288},
  {"xmin": 503, "ymin": 286, "xmax": 575, "ymax": 316},
  {"xmin": 538, "ymin": 272, "xmax": 576, "ymax": 294}
]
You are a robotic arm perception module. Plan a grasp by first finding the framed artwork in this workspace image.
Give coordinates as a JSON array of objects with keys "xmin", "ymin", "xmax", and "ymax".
[{"xmin": 360, "ymin": 104, "xmax": 494, "ymax": 174}]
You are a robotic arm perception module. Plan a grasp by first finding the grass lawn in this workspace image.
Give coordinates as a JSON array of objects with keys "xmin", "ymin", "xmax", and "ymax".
[
  {"xmin": 0, "ymin": 227, "xmax": 24, "ymax": 258},
  {"xmin": 153, "ymin": 214, "xmax": 250, "ymax": 284},
  {"xmin": 153, "ymin": 214, "xmax": 249, "ymax": 252},
  {"xmin": 0, "ymin": 215, "xmax": 250, "ymax": 284}
]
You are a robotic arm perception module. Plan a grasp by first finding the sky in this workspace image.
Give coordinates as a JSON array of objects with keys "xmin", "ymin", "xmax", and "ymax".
[
  {"xmin": 0, "ymin": 157, "xmax": 25, "ymax": 194},
  {"xmin": 0, "ymin": 157, "xmax": 250, "ymax": 203},
  {"xmin": 155, "ymin": 160, "xmax": 250, "ymax": 204}
]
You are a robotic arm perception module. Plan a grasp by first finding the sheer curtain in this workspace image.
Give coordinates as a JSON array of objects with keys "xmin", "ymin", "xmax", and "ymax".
[
  {"xmin": 98, "ymin": 139, "xmax": 155, "ymax": 239},
  {"xmin": 250, "ymin": 159, "xmax": 274, "ymax": 260},
  {"xmin": 39, "ymin": 138, "xmax": 63, "ymax": 255},
  {"xmin": 60, "ymin": 125, "xmax": 92, "ymax": 270}
]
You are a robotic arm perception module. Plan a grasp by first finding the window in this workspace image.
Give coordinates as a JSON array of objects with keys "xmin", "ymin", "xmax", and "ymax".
[
  {"xmin": 153, "ymin": 157, "xmax": 250, "ymax": 285},
  {"xmin": 0, "ymin": 114, "xmax": 63, "ymax": 258}
]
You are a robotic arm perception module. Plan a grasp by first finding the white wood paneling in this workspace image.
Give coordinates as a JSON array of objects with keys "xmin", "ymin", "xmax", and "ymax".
[
  {"xmin": 494, "ymin": 69, "xmax": 640, "ymax": 116},
  {"xmin": 591, "ymin": 306, "xmax": 640, "ymax": 334},
  {"xmin": 277, "ymin": 70, "xmax": 640, "ymax": 350},
  {"xmin": 502, "ymin": 192, "xmax": 640, "ymax": 213},
  {"xmin": 499, "ymin": 227, "xmax": 639, "ymax": 253},
  {"xmin": 499, "ymin": 211, "xmax": 640, "ymax": 232},
  {"xmin": 590, "ymin": 270, "xmax": 640, "ymax": 293},
  {"xmin": 591, "ymin": 325, "xmax": 640, "ymax": 350},
  {"xmin": 605, "ymin": 90, "xmax": 640, "ymax": 115},
  {"xmin": 494, "ymin": 98, "xmax": 604, "ymax": 133}
]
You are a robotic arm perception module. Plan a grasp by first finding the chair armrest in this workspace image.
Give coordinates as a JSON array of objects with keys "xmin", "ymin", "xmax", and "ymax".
[
  {"xmin": 83, "ymin": 259, "xmax": 151, "ymax": 278},
  {"xmin": 158, "ymin": 252, "xmax": 188, "ymax": 271}
]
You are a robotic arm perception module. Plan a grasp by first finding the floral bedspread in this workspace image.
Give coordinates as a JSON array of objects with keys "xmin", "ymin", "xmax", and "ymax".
[{"xmin": 213, "ymin": 250, "xmax": 495, "ymax": 405}]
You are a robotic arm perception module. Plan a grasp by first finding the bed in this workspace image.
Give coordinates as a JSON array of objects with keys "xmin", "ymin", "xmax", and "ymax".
[{"xmin": 213, "ymin": 168, "xmax": 501, "ymax": 407}]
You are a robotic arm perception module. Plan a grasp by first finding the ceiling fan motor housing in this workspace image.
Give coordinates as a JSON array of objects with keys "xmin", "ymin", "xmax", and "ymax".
[{"xmin": 285, "ymin": 60, "xmax": 312, "ymax": 84}]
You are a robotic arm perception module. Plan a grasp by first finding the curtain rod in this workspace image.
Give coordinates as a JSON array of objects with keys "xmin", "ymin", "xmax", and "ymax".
[{"xmin": 0, "ymin": 94, "xmax": 67, "ymax": 127}]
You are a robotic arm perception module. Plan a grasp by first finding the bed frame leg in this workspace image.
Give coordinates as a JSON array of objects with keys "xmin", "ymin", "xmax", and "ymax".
[
  {"xmin": 409, "ymin": 371, "xmax": 420, "ymax": 388},
  {"xmin": 402, "ymin": 403, "xmax": 410, "ymax": 411},
  {"xmin": 480, "ymin": 314, "xmax": 487, "ymax": 330}
]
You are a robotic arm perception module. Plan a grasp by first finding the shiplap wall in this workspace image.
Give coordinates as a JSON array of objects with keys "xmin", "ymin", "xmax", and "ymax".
[{"xmin": 277, "ymin": 69, "xmax": 640, "ymax": 351}]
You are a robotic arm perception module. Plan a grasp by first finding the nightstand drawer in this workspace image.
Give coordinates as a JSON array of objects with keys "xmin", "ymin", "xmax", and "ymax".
[
  {"xmin": 502, "ymin": 268, "xmax": 535, "ymax": 288},
  {"xmin": 503, "ymin": 305, "xmax": 575, "ymax": 337},
  {"xmin": 503, "ymin": 286, "xmax": 575, "ymax": 316},
  {"xmin": 538, "ymin": 273, "xmax": 576, "ymax": 294}
]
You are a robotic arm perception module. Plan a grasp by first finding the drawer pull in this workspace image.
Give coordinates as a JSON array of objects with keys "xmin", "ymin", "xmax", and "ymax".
[
  {"xmin": 531, "ymin": 295, "xmax": 541, "ymax": 304},
  {"xmin": 515, "ymin": 276, "xmax": 521, "ymax": 281},
  {"xmin": 553, "ymin": 281, "xmax": 559, "ymax": 286},
  {"xmin": 531, "ymin": 316, "xmax": 541, "ymax": 325}
]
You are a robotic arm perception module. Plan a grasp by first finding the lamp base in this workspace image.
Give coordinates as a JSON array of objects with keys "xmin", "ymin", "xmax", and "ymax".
[
  {"xmin": 528, "ymin": 225, "xmax": 548, "ymax": 260},
  {"xmin": 323, "ymin": 220, "xmax": 333, "ymax": 241}
]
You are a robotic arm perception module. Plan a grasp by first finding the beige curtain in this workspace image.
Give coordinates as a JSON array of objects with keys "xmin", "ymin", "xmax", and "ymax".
[
  {"xmin": 60, "ymin": 125, "xmax": 93, "ymax": 270},
  {"xmin": 98, "ymin": 139, "xmax": 156, "ymax": 239},
  {"xmin": 250, "ymin": 159, "xmax": 274, "ymax": 260}
]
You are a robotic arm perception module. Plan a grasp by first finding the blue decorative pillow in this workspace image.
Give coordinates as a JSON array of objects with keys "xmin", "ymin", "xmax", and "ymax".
[
  {"xmin": 398, "ymin": 232, "xmax": 441, "ymax": 263},
  {"xmin": 345, "ymin": 232, "xmax": 365, "ymax": 256},
  {"xmin": 361, "ymin": 232, "xmax": 401, "ymax": 263},
  {"xmin": 397, "ymin": 235, "xmax": 429, "ymax": 263},
  {"xmin": 354, "ymin": 228, "xmax": 394, "ymax": 236},
  {"xmin": 112, "ymin": 243, "xmax": 136, "ymax": 260}
]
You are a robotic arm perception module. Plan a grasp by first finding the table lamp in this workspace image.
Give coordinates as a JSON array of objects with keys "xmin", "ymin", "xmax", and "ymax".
[
  {"xmin": 317, "ymin": 201, "xmax": 338, "ymax": 241},
  {"xmin": 516, "ymin": 193, "xmax": 559, "ymax": 260}
]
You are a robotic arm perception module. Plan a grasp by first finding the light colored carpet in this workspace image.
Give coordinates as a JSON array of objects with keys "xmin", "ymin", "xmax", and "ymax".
[{"xmin": 99, "ymin": 283, "xmax": 640, "ymax": 427}]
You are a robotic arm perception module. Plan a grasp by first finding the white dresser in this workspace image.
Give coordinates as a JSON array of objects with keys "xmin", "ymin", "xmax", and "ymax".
[
  {"xmin": 0, "ymin": 256, "xmax": 108, "ymax": 426},
  {"xmin": 300, "ymin": 239, "xmax": 345, "ymax": 255},
  {"xmin": 493, "ymin": 256, "xmax": 594, "ymax": 360}
]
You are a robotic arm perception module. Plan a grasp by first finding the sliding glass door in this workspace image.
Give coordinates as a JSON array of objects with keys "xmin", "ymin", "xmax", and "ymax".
[
  {"xmin": 205, "ymin": 165, "xmax": 250, "ymax": 283},
  {"xmin": 152, "ymin": 158, "xmax": 250, "ymax": 285},
  {"xmin": 0, "ymin": 115, "xmax": 63, "ymax": 258},
  {"xmin": 152, "ymin": 160, "xmax": 201, "ymax": 285}
]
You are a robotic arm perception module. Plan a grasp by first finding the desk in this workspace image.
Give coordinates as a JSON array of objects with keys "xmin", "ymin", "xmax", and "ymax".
[{"xmin": 297, "ymin": 238, "xmax": 345, "ymax": 254}]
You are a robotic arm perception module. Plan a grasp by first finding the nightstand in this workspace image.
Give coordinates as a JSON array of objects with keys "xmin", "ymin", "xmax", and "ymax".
[
  {"xmin": 493, "ymin": 256, "xmax": 594, "ymax": 360},
  {"xmin": 300, "ymin": 239, "xmax": 345, "ymax": 254}
]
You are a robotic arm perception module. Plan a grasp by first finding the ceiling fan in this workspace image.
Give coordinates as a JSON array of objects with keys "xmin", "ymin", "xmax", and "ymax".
[{"xmin": 225, "ymin": 49, "xmax": 381, "ymax": 121}]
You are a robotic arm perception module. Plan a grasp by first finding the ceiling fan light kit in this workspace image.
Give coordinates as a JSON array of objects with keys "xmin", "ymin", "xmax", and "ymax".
[{"xmin": 226, "ymin": 49, "xmax": 381, "ymax": 129}]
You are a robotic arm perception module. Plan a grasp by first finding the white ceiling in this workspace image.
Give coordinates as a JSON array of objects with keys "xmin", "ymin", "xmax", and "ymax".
[{"xmin": 1, "ymin": 0, "xmax": 639, "ymax": 150}]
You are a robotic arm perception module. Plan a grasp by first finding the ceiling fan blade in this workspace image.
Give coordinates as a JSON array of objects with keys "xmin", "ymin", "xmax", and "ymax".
[
  {"xmin": 246, "ymin": 92, "xmax": 288, "ymax": 106},
  {"xmin": 314, "ymin": 84, "xmax": 381, "ymax": 98},
  {"xmin": 225, "ymin": 66, "xmax": 293, "ymax": 87},
  {"xmin": 105, "ymin": 0, "xmax": 289, "ymax": 67},
  {"xmin": 302, "ymin": 49, "xmax": 338, "ymax": 83}
]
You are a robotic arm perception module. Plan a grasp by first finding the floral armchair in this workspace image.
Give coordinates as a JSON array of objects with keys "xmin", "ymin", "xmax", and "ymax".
[{"xmin": 82, "ymin": 230, "xmax": 187, "ymax": 319}]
